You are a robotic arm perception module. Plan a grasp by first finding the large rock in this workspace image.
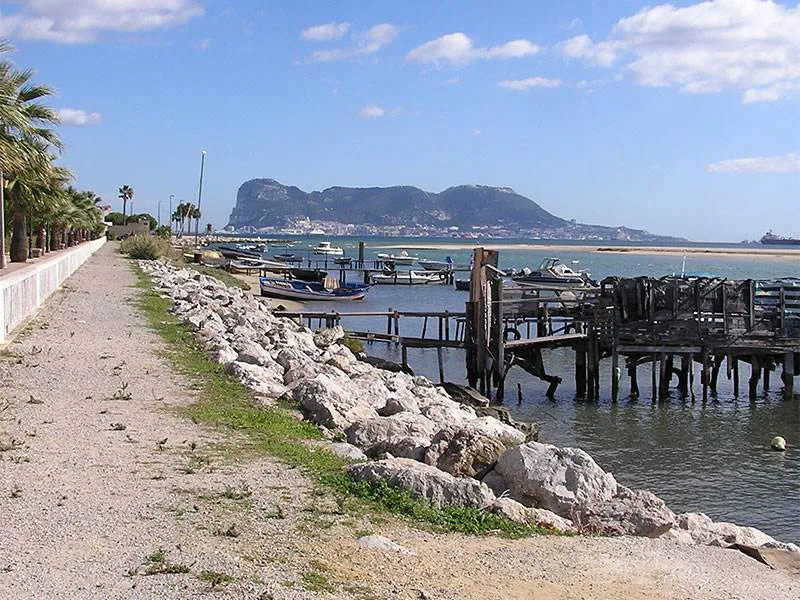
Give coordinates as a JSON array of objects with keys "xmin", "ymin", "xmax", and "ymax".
[
  {"xmin": 582, "ymin": 486, "xmax": 675, "ymax": 537},
  {"xmin": 464, "ymin": 417, "xmax": 527, "ymax": 447},
  {"xmin": 488, "ymin": 498, "xmax": 574, "ymax": 532},
  {"xmin": 313, "ymin": 326, "xmax": 345, "ymax": 349},
  {"xmin": 346, "ymin": 458, "xmax": 496, "ymax": 510},
  {"xmin": 425, "ymin": 428, "xmax": 506, "ymax": 478},
  {"xmin": 346, "ymin": 413, "xmax": 439, "ymax": 460},
  {"xmin": 292, "ymin": 374, "xmax": 379, "ymax": 429},
  {"xmin": 664, "ymin": 512, "xmax": 798, "ymax": 551},
  {"xmin": 225, "ymin": 361, "xmax": 286, "ymax": 400},
  {"xmin": 494, "ymin": 442, "xmax": 618, "ymax": 515}
]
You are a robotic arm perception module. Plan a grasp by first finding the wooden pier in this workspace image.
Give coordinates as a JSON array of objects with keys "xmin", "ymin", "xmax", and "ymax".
[
  {"xmin": 464, "ymin": 248, "xmax": 800, "ymax": 403},
  {"xmin": 274, "ymin": 246, "xmax": 800, "ymax": 404}
]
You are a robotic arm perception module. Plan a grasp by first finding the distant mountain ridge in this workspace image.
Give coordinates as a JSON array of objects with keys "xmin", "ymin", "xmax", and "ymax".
[{"xmin": 227, "ymin": 178, "xmax": 682, "ymax": 241}]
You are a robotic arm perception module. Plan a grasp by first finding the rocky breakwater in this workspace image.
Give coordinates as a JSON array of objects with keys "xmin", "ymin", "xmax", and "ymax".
[{"xmin": 139, "ymin": 261, "xmax": 798, "ymax": 553}]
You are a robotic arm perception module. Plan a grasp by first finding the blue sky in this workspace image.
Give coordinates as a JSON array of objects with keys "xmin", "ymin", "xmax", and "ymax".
[{"xmin": 2, "ymin": 0, "xmax": 799, "ymax": 241}]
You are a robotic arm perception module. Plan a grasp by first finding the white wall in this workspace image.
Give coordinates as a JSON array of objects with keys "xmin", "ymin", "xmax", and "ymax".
[{"xmin": 0, "ymin": 238, "xmax": 106, "ymax": 343}]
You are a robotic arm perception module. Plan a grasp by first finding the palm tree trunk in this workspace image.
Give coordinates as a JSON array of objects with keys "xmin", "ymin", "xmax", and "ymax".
[
  {"xmin": 123, "ymin": 199, "xmax": 127, "ymax": 225},
  {"xmin": 49, "ymin": 224, "xmax": 56, "ymax": 251},
  {"xmin": 36, "ymin": 223, "xmax": 46, "ymax": 251},
  {"xmin": 10, "ymin": 211, "xmax": 28, "ymax": 263}
]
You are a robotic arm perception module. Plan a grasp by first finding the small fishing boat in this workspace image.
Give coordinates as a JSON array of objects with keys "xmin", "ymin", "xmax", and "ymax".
[
  {"xmin": 376, "ymin": 250, "xmax": 419, "ymax": 265},
  {"xmin": 259, "ymin": 276, "xmax": 370, "ymax": 301},
  {"xmin": 216, "ymin": 244, "xmax": 264, "ymax": 260},
  {"xmin": 312, "ymin": 241, "xmax": 344, "ymax": 256},
  {"xmin": 332, "ymin": 256, "xmax": 353, "ymax": 266},
  {"xmin": 512, "ymin": 257, "xmax": 597, "ymax": 288},
  {"xmin": 417, "ymin": 257, "xmax": 454, "ymax": 271},
  {"xmin": 454, "ymin": 278, "xmax": 470, "ymax": 291},
  {"xmin": 273, "ymin": 253, "xmax": 303, "ymax": 263},
  {"xmin": 371, "ymin": 270, "xmax": 445, "ymax": 285}
]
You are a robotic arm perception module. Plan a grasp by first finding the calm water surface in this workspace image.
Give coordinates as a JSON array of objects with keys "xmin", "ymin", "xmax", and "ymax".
[{"xmin": 253, "ymin": 236, "xmax": 800, "ymax": 542}]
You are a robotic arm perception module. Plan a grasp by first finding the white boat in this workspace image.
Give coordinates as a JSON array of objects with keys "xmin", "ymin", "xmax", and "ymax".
[
  {"xmin": 376, "ymin": 250, "xmax": 419, "ymax": 265},
  {"xmin": 312, "ymin": 241, "xmax": 344, "ymax": 256},
  {"xmin": 370, "ymin": 270, "xmax": 446, "ymax": 285}
]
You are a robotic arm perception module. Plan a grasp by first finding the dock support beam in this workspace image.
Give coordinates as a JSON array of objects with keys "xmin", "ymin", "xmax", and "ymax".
[
  {"xmin": 575, "ymin": 346, "xmax": 587, "ymax": 398},
  {"xmin": 749, "ymin": 356, "xmax": 761, "ymax": 399},
  {"xmin": 629, "ymin": 360, "xmax": 639, "ymax": 398},
  {"xmin": 783, "ymin": 353, "xmax": 795, "ymax": 399},
  {"xmin": 611, "ymin": 349, "xmax": 620, "ymax": 402}
]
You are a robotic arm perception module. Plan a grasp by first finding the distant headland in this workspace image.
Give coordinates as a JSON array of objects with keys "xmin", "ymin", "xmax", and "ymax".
[{"xmin": 226, "ymin": 178, "xmax": 685, "ymax": 242}]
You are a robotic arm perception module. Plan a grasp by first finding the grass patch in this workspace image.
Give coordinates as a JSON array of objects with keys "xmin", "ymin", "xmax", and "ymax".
[
  {"xmin": 199, "ymin": 570, "xmax": 235, "ymax": 587},
  {"xmin": 142, "ymin": 548, "xmax": 191, "ymax": 576},
  {"xmin": 131, "ymin": 265, "xmax": 554, "ymax": 539}
]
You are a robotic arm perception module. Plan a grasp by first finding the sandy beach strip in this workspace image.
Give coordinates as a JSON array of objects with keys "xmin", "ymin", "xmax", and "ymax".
[{"xmin": 370, "ymin": 241, "xmax": 800, "ymax": 259}]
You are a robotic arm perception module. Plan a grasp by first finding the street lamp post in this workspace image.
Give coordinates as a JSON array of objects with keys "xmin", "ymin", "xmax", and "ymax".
[
  {"xmin": 195, "ymin": 150, "xmax": 206, "ymax": 244},
  {"xmin": 169, "ymin": 194, "xmax": 174, "ymax": 233}
]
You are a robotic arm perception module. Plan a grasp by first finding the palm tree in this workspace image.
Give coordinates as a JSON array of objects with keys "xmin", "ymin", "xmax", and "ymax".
[
  {"xmin": 0, "ymin": 40, "xmax": 63, "ymax": 263},
  {"xmin": 118, "ymin": 185, "xmax": 133, "ymax": 225}
]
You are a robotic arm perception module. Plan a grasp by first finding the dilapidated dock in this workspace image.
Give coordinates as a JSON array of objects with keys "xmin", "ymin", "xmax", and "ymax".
[{"xmin": 464, "ymin": 248, "xmax": 800, "ymax": 402}]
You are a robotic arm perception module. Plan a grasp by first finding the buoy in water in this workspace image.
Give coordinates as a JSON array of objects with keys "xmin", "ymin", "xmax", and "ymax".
[{"xmin": 771, "ymin": 436, "xmax": 787, "ymax": 451}]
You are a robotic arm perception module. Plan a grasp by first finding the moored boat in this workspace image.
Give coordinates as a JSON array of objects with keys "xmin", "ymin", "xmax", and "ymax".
[
  {"xmin": 312, "ymin": 241, "xmax": 344, "ymax": 256},
  {"xmin": 371, "ymin": 270, "xmax": 446, "ymax": 285},
  {"xmin": 512, "ymin": 257, "xmax": 597, "ymax": 288},
  {"xmin": 376, "ymin": 250, "xmax": 419, "ymax": 265},
  {"xmin": 417, "ymin": 257, "xmax": 454, "ymax": 271},
  {"xmin": 273, "ymin": 253, "xmax": 303, "ymax": 263},
  {"xmin": 259, "ymin": 276, "xmax": 370, "ymax": 301}
]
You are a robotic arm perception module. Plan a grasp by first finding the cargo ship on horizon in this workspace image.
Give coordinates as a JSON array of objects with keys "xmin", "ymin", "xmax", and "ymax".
[{"xmin": 760, "ymin": 231, "xmax": 800, "ymax": 245}]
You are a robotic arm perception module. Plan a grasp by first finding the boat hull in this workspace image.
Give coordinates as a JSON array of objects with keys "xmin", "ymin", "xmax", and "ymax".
[{"xmin": 259, "ymin": 277, "xmax": 368, "ymax": 301}]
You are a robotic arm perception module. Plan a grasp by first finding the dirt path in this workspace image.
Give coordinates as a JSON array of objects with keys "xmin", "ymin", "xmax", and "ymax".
[{"xmin": 0, "ymin": 244, "xmax": 797, "ymax": 600}]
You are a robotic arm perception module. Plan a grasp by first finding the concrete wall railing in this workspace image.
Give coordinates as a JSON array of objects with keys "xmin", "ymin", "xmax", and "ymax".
[{"xmin": 0, "ymin": 238, "xmax": 106, "ymax": 343}]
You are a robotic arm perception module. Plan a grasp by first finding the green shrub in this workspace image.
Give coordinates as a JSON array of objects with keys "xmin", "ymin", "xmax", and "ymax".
[
  {"xmin": 120, "ymin": 234, "xmax": 171, "ymax": 260},
  {"xmin": 341, "ymin": 336, "xmax": 365, "ymax": 355}
]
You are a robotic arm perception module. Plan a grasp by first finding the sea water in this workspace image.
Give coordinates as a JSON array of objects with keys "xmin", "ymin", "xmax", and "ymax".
[{"xmin": 248, "ymin": 235, "xmax": 800, "ymax": 542}]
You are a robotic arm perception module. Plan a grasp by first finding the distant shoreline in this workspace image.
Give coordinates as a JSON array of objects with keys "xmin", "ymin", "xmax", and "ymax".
[{"xmin": 371, "ymin": 241, "xmax": 800, "ymax": 259}]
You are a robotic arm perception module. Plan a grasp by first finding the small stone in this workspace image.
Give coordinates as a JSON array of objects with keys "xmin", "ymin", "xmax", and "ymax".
[
  {"xmin": 357, "ymin": 534, "xmax": 415, "ymax": 556},
  {"xmin": 772, "ymin": 436, "xmax": 787, "ymax": 451}
]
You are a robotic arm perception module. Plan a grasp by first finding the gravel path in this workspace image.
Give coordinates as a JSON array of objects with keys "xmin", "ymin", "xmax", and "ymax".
[{"xmin": 0, "ymin": 243, "xmax": 797, "ymax": 599}]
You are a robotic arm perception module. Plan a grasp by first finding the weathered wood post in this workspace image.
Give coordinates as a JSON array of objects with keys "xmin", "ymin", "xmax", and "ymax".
[
  {"xmin": 358, "ymin": 241, "xmax": 365, "ymax": 268},
  {"xmin": 611, "ymin": 348, "xmax": 620, "ymax": 402},
  {"xmin": 678, "ymin": 354, "xmax": 691, "ymax": 396},
  {"xmin": 732, "ymin": 356, "xmax": 740, "ymax": 396},
  {"xmin": 575, "ymin": 344, "xmax": 587, "ymax": 398},
  {"xmin": 491, "ymin": 277, "xmax": 506, "ymax": 401},
  {"xmin": 465, "ymin": 248, "xmax": 498, "ymax": 394},
  {"xmin": 629, "ymin": 359, "xmax": 639, "ymax": 398},
  {"xmin": 783, "ymin": 352, "xmax": 795, "ymax": 399},
  {"xmin": 749, "ymin": 356, "xmax": 761, "ymax": 399},
  {"xmin": 651, "ymin": 354, "xmax": 658, "ymax": 401}
]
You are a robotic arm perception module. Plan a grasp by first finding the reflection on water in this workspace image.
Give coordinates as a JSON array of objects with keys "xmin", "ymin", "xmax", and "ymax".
[{"xmin": 286, "ymin": 236, "xmax": 800, "ymax": 542}]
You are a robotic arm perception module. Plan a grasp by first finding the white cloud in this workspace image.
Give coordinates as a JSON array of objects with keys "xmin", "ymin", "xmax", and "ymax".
[
  {"xmin": 557, "ymin": 34, "xmax": 623, "ymax": 67},
  {"xmin": 557, "ymin": 0, "xmax": 800, "ymax": 103},
  {"xmin": 498, "ymin": 77, "xmax": 562, "ymax": 91},
  {"xmin": 57, "ymin": 108, "xmax": 102, "ymax": 126},
  {"xmin": 708, "ymin": 152, "xmax": 800, "ymax": 173},
  {"xmin": 300, "ymin": 22, "xmax": 349, "ymax": 41},
  {"xmin": 406, "ymin": 32, "xmax": 540, "ymax": 66},
  {"xmin": 472, "ymin": 129, "xmax": 482, "ymax": 136},
  {"xmin": 198, "ymin": 38, "xmax": 211, "ymax": 51},
  {"xmin": 310, "ymin": 23, "xmax": 398, "ymax": 62},
  {"xmin": 0, "ymin": 0, "xmax": 203, "ymax": 43},
  {"xmin": 359, "ymin": 104, "xmax": 385, "ymax": 119}
]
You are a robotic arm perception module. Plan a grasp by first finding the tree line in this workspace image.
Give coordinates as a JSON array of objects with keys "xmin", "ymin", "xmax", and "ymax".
[{"xmin": 1, "ymin": 40, "xmax": 106, "ymax": 264}]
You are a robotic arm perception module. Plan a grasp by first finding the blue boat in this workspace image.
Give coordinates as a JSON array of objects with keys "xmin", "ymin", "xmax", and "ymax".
[{"xmin": 259, "ymin": 276, "xmax": 370, "ymax": 302}]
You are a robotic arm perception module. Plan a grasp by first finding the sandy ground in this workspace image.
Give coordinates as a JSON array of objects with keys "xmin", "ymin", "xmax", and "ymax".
[
  {"xmin": 373, "ymin": 241, "xmax": 800, "ymax": 260},
  {"xmin": 0, "ymin": 243, "xmax": 797, "ymax": 599}
]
